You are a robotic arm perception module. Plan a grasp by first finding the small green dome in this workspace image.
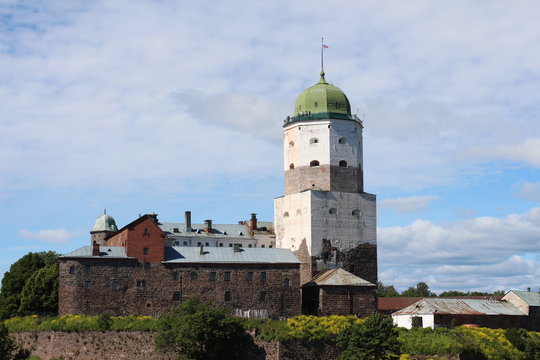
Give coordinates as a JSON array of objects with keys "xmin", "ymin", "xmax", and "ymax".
[
  {"xmin": 294, "ymin": 71, "xmax": 351, "ymax": 118},
  {"xmin": 91, "ymin": 213, "xmax": 118, "ymax": 233}
]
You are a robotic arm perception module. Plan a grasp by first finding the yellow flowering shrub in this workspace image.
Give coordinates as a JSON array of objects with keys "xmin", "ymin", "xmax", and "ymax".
[
  {"xmin": 287, "ymin": 315, "xmax": 362, "ymax": 341},
  {"xmin": 456, "ymin": 326, "xmax": 524, "ymax": 360}
]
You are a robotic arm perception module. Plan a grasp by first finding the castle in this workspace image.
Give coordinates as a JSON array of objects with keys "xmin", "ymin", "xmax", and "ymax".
[{"xmin": 59, "ymin": 69, "xmax": 378, "ymax": 318}]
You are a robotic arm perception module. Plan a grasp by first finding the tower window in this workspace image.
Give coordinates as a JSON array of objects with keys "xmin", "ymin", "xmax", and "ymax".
[
  {"xmin": 314, "ymin": 101, "xmax": 318, "ymax": 107},
  {"xmin": 329, "ymin": 208, "xmax": 337, "ymax": 215},
  {"xmin": 289, "ymin": 163, "xmax": 294, "ymax": 170},
  {"xmin": 339, "ymin": 160, "xmax": 348, "ymax": 167},
  {"xmin": 289, "ymin": 141, "xmax": 294, "ymax": 146},
  {"xmin": 283, "ymin": 212, "xmax": 289, "ymax": 217},
  {"xmin": 338, "ymin": 137, "xmax": 346, "ymax": 144},
  {"xmin": 310, "ymin": 138, "xmax": 319, "ymax": 144},
  {"xmin": 336, "ymin": 102, "xmax": 340, "ymax": 109},
  {"xmin": 310, "ymin": 160, "xmax": 320, "ymax": 167},
  {"xmin": 352, "ymin": 209, "xmax": 360, "ymax": 216},
  {"xmin": 296, "ymin": 209, "xmax": 302, "ymax": 215}
]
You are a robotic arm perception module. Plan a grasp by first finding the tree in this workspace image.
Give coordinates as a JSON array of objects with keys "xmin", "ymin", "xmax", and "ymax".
[
  {"xmin": 336, "ymin": 313, "xmax": 400, "ymax": 360},
  {"xmin": 377, "ymin": 282, "xmax": 400, "ymax": 297},
  {"xmin": 0, "ymin": 251, "xmax": 59, "ymax": 319},
  {"xmin": 155, "ymin": 297, "xmax": 250, "ymax": 360},
  {"xmin": 18, "ymin": 263, "xmax": 59, "ymax": 315},
  {"xmin": 0, "ymin": 322, "xmax": 15, "ymax": 360},
  {"xmin": 401, "ymin": 282, "xmax": 435, "ymax": 297}
]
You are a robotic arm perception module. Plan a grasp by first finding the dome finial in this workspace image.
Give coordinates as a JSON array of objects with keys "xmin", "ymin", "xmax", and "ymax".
[{"xmin": 320, "ymin": 38, "xmax": 329, "ymax": 84}]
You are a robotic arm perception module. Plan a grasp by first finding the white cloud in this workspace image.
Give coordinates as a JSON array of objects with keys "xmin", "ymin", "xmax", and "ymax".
[
  {"xmin": 380, "ymin": 195, "xmax": 438, "ymax": 213},
  {"xmin": 378, "ymin": 207, "xmax": 540, "ymax": 292},
  {"xmin": 513, "ymin": 181, "xmax": 540, "ymax": 202},
  {"xmin": 18, "ymin": 228, "xmax": 73, "ymax": 243}
]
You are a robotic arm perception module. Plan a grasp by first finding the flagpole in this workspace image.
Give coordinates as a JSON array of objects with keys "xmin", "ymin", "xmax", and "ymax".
[{"xmin": 321, "ymin": 37, "xmax": 324, "ymax": 73}]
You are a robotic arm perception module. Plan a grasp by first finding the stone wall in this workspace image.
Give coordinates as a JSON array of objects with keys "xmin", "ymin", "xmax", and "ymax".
[
  {"xmin": 59, "ymin": 258, "xmax": 301, "ymax": 318},
  {"xmin": 319, "ymin": 286, "xmax": 377, "ymax": 317}
]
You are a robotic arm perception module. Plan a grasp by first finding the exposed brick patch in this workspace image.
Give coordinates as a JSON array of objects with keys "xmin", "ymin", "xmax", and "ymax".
[{"xmin": 342, "ymin": 243, "xmax": 378, "ymax": 284}]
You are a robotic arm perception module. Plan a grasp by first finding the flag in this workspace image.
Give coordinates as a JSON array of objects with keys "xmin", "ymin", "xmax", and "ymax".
[{"xmin": 322, "ymin": 44, "xmax": 329, "ymax": 48}]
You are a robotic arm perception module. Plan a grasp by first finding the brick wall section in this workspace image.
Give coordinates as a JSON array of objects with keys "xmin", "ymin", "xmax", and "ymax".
[
  {"xmin": 318, "ymin": 286, "xmax": 377, "ymax": 317},
  {"xmin": 59, "ymin": 258, "xmax": 301, "ymax": 318},
  {"xmin": 285, "ymin": 165, "xmax": 362, "ymax": 195},
  {"xmin": 107, "ymin": 216, "xmax": 165, "ymax": 263},
  {"xmin": 342, "ymin": 243, "xmax": 378, "ymax": 284}
]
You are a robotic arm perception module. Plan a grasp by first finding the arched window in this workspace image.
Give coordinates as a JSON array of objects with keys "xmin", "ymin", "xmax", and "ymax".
[
  {"xmin": 289, "ymin": 141, "xmax": 294, "ymax": 146},
  {"xmin": 283, "ymin": 212, "xmax": 289, "ymax": 217},
  {"xmin": 314, "ymin": 101, "xmax": 318, "ymax": 107},
  {"xmin": 338, "ymin": 137, "xmax": 346, "ymax": 144},
  {"xmin": 352, "ymin": 209, "xmax": 360, "ymax": 216},
  {"xmin": 329, "ymin": 208, "xmax": 337, "ymax": 215},
  {"xmin": 289, "ymin": 163, "xmax": 294, "ymax": 170},
  {"xmin": 310, "ymin": 138, "xmax": 319, "ymax": 144},
  {"xmin": 339, "ymin": 160, "xmax": 347, "ymax": 167},
  {"xmin": 296, "ymin": 209, "xmax": 302, "ymax": 215},
  {"xmin": 310, "ymin": 160, "xmax": 320, "ymax": 167}
]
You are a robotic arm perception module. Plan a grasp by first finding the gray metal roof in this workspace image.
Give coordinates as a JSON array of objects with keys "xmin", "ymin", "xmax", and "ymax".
[
  {"xmin": 308, "ymin": 268, "xmax": 375, "ymax": 287},
  {"xmin": 91, "ymin": 214, "xmax": 118, "ymax": 232},
  {"xmin": 163, "ymin": 246, "xmax": 299, "ymax": 264},
  {"xmin": 393, "ymin": 298, "xmax": 525, "ymax": 316},
  {"xmin": 61, "ymin": 246, "xmax": 130, "ymax": 258},
  {"xmin": 510, "ymin": 290, "xmax": 540, "ymax": 306}
]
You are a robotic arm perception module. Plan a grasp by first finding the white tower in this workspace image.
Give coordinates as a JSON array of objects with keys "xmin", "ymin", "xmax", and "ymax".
[{"xmin": 274, "ymin": 71, "xmax": 377, "ymax": 285}]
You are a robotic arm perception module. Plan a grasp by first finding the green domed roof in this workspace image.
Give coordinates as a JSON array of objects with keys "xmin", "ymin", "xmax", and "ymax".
[
  {"xmin": 91, "ymin": 213, "xmax": 118, "ymax": 233},
  {"xmin": 294, "ymin": 71, "xmax": 351, "ymax": 118}
]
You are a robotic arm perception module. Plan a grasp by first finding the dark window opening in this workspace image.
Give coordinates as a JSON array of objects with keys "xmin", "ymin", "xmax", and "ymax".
[
  {"xmin": 112, "ymin": 281, "xmax": 119, "ymax": 291},
  {"xmin": 259, "ymin": 291, "xmax": 267, "ymax": 301},
  {"xmin": 352, "ymin": 209, "xmax": 360, "ymax": 216},
  {"xmin": 144, "ymin": 262, "xmax": 150, "ymax": 269},
  {"xmin": 260, "ymin": 272, "xmax": 267, "ymax": 283},
  {"xmin": 224, "ymin": 272, "xmax": 231, "ymax": 282},
  {"xmin": 229, "ymin": 243, "xmax": 233, "ymax": 247},
  {"xmin": 261, "ymin": 245, "xmax": 265, "ymax": 248},
  {"xmin": 224, "ymin": 290, "xmax": 231, "ymax": 301},
  {"xmin": 289, "ymin": 163, "xmax": 294, "ymax": 170},
  {"xmin": 172, "ymin": 271, "xmax": 178, "ymax": 280},
  {"xmin": 173, "ymin": 228, "xmax": 179, "ymax": 233},
  {"xmin": 209, "ymin": 272, "xmax": 216, "ymax": 281},
  {"xmin": 310, "ymin": 138, "xmax": 319, "ymax": 144},
  {"xmin": 143, "ymin": 228, "xmax": 149, "ymax": 236},
  {"xmin": 136, "ymin": 280, "xmax": 146, "ymax": 287},
  {"xmin": 329, "ymin": 208, "xmax": 337, "ymax": 214},
  {"xmin": 83, "ymin": 281, "xmax": 91, "ymax": 290},
  {"xmin": 283, "ymin": 278, "xmax": 290, "ymax": 287},
  {"xmin": 314, "ymin": 101, "xmax": 318, "ymax": 107},
  {"xmin": 190, "ymin": 272, "xmax": 197, "ymax": 280},
  {"xmin": 338, "ymin": 137, "xmax": 346, "ymax": 144},
  {"xmin": 310, "ymin": 160, "xmax": 320, "ymax": 167},
  {"xmin": 246, "ymin": 272, "xmax": 253, "ymax": 282},
  {"xmin": 143, "ymin": 247, "xmax": 149, "ymax": 255},
  {"xmin": 269, "ymin": 245, "xmax": 273, "ymax": 248},
  {"xmin": 248, "ymin": 244, "xmax": 252, "ymax": 248},
  {"xmin": 205, "ymin": 242, "xmax": 209, "ymax": 246},
  {"xmin": 339, "ymin": 160, "xmax": 347, "ymax": 167},
  {"xmin": 349, "ymin": 264, "xmax": 355, "ymax": 273},
  {"xmin": 173, "ymin": 291, "xmax": 181, "ymax": 301},
  {"xmin": 69, "ymin": 266, "xmax": 76, "ymax": 274},
  {"xmin": 219, "ymin": 243, "xmax": 223, "ymax": 247},
  {"xmin": 197, "ymin": 242, "xmax": 201, "ymax": 246},
  {"xmin": 412, "ymin": 316, "xmax": 423, "ymax": 328}
]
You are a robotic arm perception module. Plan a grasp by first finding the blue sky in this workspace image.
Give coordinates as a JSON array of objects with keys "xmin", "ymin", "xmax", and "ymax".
[{"xmin": 1, "ymin": 0, "xmax": 539, "ymax": 293}]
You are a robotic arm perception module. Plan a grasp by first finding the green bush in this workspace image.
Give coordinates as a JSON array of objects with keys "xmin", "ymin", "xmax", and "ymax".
[
  {"xmin": 398, "ymin": 327, "xmax": 463, "ymax": 355},
  {"xmin": 287, "ymin": 315, "xmax": 362, "ymax": 341}
]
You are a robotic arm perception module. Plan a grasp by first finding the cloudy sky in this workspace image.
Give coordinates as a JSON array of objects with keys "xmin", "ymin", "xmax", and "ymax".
[{"xmin": 1, "ymin": 0, "xmax": 539, "ymax": 294}]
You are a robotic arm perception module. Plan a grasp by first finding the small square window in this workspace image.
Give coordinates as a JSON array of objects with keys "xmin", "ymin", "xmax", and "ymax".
[
  {"xmin": 224, "ymin": 290, "xmax": 231, "ymax": 301},
  {"xmin": 269, "ymin": 245, "xmax": 273, "ymax": 248},
  {"xmin": 260, "ymin": 272, "xmax": 267, "ymax": 283},
  {"xmin": 69, "ymin": 266, "xmax": 76, "ymax": 274},
  {"xmin": 283, "ymin": 278, "xmax": 290, "ymax": 287},
  {"xmin": 84, "ymin": 281, "xmax": 92, "ymax": 290},
  {"xmin": 209, "ymin": 272, "xmax": 216, "ymax": 281},
  {"xmin": 259, "ymin": 291, "xmax": 267, "ymax": 301},
  {"xmin": 190, "ymin": 272, "xmax": 197, "ymax": 280},
  {"xmin": 248, "ymin": 244, "xmax": 252, "ymax": 248},
  {"xmin": 261, "ymin": 245, "xmax": 265, "ymax": 248},
  {"xmin": 205, "ymin": 242, "xmax": 209, "ymax": 246},
  {"xmin": 173, "ymin": 228, "xmax": 179, "ymax": 233},
  {"xmin": 172, "ymin": 271, "xmax": 178, "ymax": 280},
  {"xmin": 229, "ymin": 243, "xmax": 233, "ymax": 247},
  {"xmin": 112, "ymin": 281, "xmax": 119, "ymax": 291},
  {"xmin": 173, "ymin": 291, "xmax": 181, "ymax": 301},
  {"xmin": 183, "ymin": 241, "xmax": 188, "ymax": 245},
  {"xmin": 136, "ymin": 280, "xmax": 146, "ymax": 287},
  {"xmin": 143, "ymin": 247, "xmax": 149, "ymax": 255},
  {"xmin": 197, "ymin": 242, "xmax": 201, "ymax": 246},
  {"xmin": 246, "ymin": 272, "xmax": 253, "ymax": 282},
  {"xmin": 224, "ymin": 272, "xmax": 231, "ymax": 282}
]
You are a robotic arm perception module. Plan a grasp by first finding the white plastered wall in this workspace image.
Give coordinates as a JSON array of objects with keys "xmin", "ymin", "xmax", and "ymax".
[
  {"xmin": 274, "ymin": 192, "xmax": 312, "ymax": 251},
  {"xmin": 393, "ymin": 314, "xmax": 435, "ymax": 329}
]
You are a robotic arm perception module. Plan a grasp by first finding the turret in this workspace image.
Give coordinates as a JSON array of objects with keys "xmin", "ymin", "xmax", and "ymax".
[{"xmin": 90, "ymin": 210, "xmax": 118, "ymax": 246}]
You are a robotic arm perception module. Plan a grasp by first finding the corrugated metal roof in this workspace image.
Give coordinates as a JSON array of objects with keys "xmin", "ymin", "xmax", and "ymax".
[
  {"xmin": 61, "ymin": 246, "xmax": 130, "ymax": 258},
  {"xmin": 308, "ymin": 268, "xmax": 375, "ymax": 287},
  {"xmin": 510, "ymin": 290, "xmax": 540, "ymax": 306},
  {"xmin": 393, "ymin": 298, "xmax": 525, "ymax": 316},
  {"xmin": 163, "ymin": 246, "xmax": 299, "ymax": 264}
]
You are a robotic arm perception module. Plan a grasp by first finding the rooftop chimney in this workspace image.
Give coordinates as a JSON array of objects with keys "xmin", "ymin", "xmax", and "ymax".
[
  {"xmin": 250, "ymin": 213, "xmax": 258, "ymax": 231},
  {"xmin": 92, "ymin": 241, "xmax": 100, "ymax": 256},
  {"xmin": 199, "ymin": 244, "xmax": 204, "ymax": 255},
  {"xmin": 185, "ymin": 211, "xmax": 192, "ymax": 232},
  {"xmin": 204, "ymin": 219, "xmax": 212, "ymax": 233}
]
